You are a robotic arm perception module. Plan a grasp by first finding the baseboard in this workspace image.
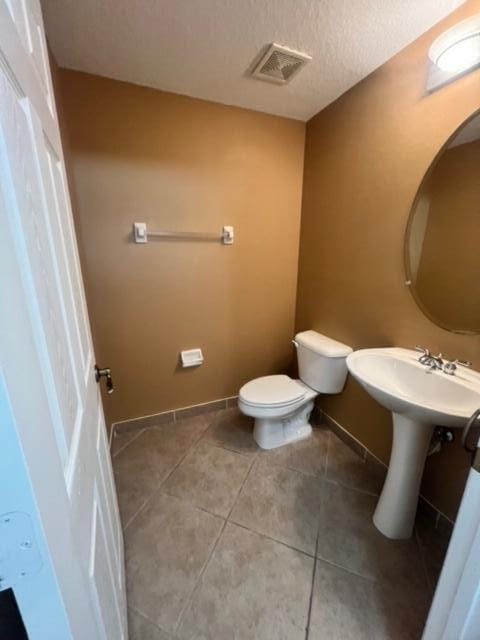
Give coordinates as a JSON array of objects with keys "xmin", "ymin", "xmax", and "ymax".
[
  {"xmin": 313, "ymin": 407, "xmax": 454, "ymax": 532},
  {"xmin": 112, "ymin": 395, "xmax": 238, "ymax": 435}
]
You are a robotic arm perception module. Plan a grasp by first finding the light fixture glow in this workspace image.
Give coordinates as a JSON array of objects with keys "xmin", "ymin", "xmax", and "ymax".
[{"xmin": 436, "ymin": 33, "xmax": 480, "ymax": 73}]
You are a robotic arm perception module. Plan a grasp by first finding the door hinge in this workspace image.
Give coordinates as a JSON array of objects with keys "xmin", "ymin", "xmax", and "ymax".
[{"xmin": 0, "ymin": 512, "xmax": 42, "ymax": 591}]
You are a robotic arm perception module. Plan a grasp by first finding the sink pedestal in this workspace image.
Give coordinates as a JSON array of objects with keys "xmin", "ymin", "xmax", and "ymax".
[{"xmin": 373, "ymin": 414, "xmax": 433, "ymax": 539}]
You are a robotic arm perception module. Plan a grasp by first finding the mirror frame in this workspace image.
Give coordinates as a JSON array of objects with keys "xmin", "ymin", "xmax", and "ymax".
[{"xmin": 404, "ymin": 107, "xmax": 480, "ymax": 336}]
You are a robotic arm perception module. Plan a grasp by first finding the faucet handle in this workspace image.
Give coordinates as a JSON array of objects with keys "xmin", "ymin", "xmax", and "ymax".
[
  {"xmin": 453, "ymin": 359, "xmax": 472, "ymax": 368},
  {"xmin": 443, "ymin": 359, "xmax": 472, "ymax": 375},
  {"xmin": 415, "ymin": 346, "xmax": 430, "ymax": 356}
]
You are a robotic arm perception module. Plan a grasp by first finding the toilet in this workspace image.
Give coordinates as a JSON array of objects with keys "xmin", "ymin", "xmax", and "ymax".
[{"xmin": 238, "ymin": 330, "xmax": 352, "ymax": 449}]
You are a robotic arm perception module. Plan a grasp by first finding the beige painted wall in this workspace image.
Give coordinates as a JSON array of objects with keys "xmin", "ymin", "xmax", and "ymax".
[
  {"xmin": 57, "ymin": 70, "xmax": 305, "ymax": 427},
  {"xmin": 296, "ymin": 0, "xmax": 480, "ymax": 520}
]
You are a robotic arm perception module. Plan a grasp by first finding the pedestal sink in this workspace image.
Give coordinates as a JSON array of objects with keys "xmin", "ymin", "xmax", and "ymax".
[{"xmin": 346, "ymin": 348, "xmax": 480, "ymax": 539}]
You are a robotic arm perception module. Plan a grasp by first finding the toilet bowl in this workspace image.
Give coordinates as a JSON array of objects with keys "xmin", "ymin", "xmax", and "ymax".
[{"xmin": 238, "ymin": 330, "xmax": 352, "ymax": 450}]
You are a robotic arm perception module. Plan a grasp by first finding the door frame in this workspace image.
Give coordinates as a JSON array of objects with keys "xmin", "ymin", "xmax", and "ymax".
[{"xmin": 423, "ymin": 448, "xmax": 480, "ymax": 639}]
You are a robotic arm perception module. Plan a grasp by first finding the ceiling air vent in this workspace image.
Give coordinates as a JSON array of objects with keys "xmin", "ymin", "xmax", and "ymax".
[{"xmin": 251, "ymin": 43, "xmax": 311, "ymax": 84}]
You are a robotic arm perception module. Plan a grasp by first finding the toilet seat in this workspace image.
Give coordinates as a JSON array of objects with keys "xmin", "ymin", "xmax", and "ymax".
[{"xmin": 239, "ymin": 375, "xmax": 306, "ymax": 409}]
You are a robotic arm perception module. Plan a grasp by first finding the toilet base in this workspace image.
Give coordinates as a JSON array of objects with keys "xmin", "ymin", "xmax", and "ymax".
[{"xmin": 253, "ymin": 400, "xmax": 314, "ymax": 450}]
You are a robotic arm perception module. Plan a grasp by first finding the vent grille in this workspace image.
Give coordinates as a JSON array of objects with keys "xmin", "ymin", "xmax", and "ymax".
[{"xmin": 251, "ymin": 43, "xmax": 311, "ymax": 84}]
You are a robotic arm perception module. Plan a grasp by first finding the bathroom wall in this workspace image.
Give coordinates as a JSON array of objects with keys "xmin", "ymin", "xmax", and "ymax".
[
  {"xmin": 57, "ymin": 70, "xmax": 305, "ymax": 428},
  {"xmin": 296, "ymin": 0, "xmax": 480, "ymax": 520}
]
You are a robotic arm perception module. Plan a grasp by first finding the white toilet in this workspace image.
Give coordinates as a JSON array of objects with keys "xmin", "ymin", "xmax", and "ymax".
[{"xmin": 238, "ymin": 330, "xmax": 352, "ymax": 449}]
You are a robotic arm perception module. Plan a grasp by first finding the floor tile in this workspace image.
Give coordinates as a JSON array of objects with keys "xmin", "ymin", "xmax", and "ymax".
[
  {"xmin": 317, "ymin": 481, "xmax": 426, "ymax": 588},
  {"xmin": 161, "ymin": 442, "xmax": 252, "ymax": 517},
  {"xmin": 201, "ymin": 408, "xmax": 259, "ymax": 456},
  {"xmin": 113, "ymin": 415, "xmax": 210, "ymax": 525},
  {"xmin": 128, "ymin": 608, "xmax": 172, "ymax": 640},
  {"xmin": 326, "ymin": 432, "xmax": 385, "ymax": 495},
  {"xmin": 310, "ymin": 560, "xmax": 383, "ymax": 640},
  {"xmin": 125, "ymin": 492, "xmax": 224, "ymax": 633},
  {"xmin": 177, "ymin": 522, "xmax": 313, "ymax": 640},
  {"xmin": 310, "ymin": 560, "xmax": 428, "ymax": 640},
  {"xmin": 259, "ymin": 426, "xmax": 329, "ymax": 477},
  {"xmin": 415, "ymin": 512, "xmax": 452, "ymax": 590},
  {"xmin": 372, "ymin": 581, "xmax": 430, "ymax": 640},
  {"xmin": 111, "ymin": 428, "xmax": 143, "ymax": 457},
  {"xmin": 230, "ymin": 458, "xmax": 323, "ymax": 554}
]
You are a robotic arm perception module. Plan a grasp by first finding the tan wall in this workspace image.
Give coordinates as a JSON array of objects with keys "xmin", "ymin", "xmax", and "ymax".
[
  {"xmin": 415, "ymin": 139, "xmax": 480, "ymax": 331},
  {"xmin": 57, "ymin": 70, "xmax": 305, "ymax": 427},
  {"xmin": 296, "ymin": 0, "xmax": 480, "ymax": 520}
]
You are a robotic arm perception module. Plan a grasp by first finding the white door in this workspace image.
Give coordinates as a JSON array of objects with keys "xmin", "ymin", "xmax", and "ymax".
[
  {"xmin": 423, "ymin": 430, "xmax": 480, "ymax": 640},
  {"xmin": 0, "ymin": 1, "xmax": 127, "ymax": 638}
]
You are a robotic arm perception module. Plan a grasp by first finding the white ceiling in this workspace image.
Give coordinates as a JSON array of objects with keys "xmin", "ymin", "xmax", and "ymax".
[{"xmin": 41, "ymin": 0, "xmax": 465, "ymax": 122}]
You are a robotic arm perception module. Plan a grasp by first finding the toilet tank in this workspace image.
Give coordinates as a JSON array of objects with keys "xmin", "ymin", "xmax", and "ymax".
[{"xmin": 294, "ymin": 330, "xmax": 352, "ymax": 393}]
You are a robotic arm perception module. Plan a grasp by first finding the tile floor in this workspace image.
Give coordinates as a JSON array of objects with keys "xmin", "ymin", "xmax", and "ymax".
[{"xmin": 112, "ymin": 408, "xmax": 451, "ymax": 640}]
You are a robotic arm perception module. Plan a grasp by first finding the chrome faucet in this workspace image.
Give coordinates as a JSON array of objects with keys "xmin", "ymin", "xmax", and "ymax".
[
  {"xmin": 415, "ymin": 346, "xmax": 471, "ymax": 375},
  {"xmin": 415, "ymin": 346, "xmax": 443, "ymax": 370},
  {"xmin": 415, "ymin": 346, "xmax": 431, "ymax": 365}
]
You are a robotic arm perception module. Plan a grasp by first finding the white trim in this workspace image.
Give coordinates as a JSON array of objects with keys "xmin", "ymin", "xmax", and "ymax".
[{"xmin": 112, "ymin": 395, "xmax": 238, "ymax": 429}]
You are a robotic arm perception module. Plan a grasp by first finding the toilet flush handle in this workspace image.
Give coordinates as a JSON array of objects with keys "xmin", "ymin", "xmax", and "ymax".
[{"xmin": 292, "ymin": 340, "xmax": 299, "ymax": 348}]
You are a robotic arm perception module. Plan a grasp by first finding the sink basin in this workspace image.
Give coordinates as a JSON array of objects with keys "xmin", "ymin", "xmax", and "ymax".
[
  {"xmin": 347, "ymin": 348, "xmax": 480, "ymax": 539},
  {"xmin": 348, "ymin": 348, "xmax": 480, "ymax": 428}
]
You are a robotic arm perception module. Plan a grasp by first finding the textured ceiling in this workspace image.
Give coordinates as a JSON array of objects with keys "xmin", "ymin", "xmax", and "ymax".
[{"xmin": 41, "ymin": 0, "xmax": 465, "ymax": 121}]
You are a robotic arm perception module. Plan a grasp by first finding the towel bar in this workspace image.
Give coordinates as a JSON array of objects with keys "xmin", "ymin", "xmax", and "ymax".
[{"xmin": 133, "ymin": 222, "xmax": 234, "ymax": 245}]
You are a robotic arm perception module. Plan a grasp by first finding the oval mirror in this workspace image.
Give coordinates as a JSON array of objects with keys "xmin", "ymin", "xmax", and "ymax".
[{"xmin": 405, "ymin": 111, "xmax": 480, "ymax": 334}]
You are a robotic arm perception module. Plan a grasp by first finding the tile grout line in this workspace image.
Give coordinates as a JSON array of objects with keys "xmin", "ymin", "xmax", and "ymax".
[
  {"xmin": 316, "ymin": 555, "xmax": 380, "ymax": 584},
  {"xmin": 414, "ymin": 524, "xmax": 434, "ymax": 593},
  {"xmin": 173, "ymin": 517, "xmax": 228, "ymax": 635},
  {"xmin": 305, "ymin": 526, "xmax": 321, "ymax": 639},
  {"xmin": 123, "ymin": 415, "xmax": 215, "ymax": 532},
  {"xmin": 322, "ymin": 474, "xmax": 381, "ymax": 498},
  {"xmin": 226, "ymin": 455, "xmax": 257, "ymax": 520},
  {"xmin": 158, "ymin": 441, "xmax": 256, "ymax": 519},
  {"xmin": 173, "ymin": 452, "xmax": 258, "ymax": 634},
  {"xmin": 201, "ymin": 440, "xmax": 255, "ymax": 462},
  {"xmin": 226, "ymin": 519, "xmax": 317, "ymax": 561},
  {"xmin": 324, "ymin": 429, "xmax": 331, "ymax": 478},
  {"xmin": 225, "ymin": 438, "xmax": 328, "ymax": 560},
  {"xmin": 129, "ymin": 604, "xmax": 174, "ymax": 638},
  {"xmin": 259, "ymin": 457, "xmax": 323, "ymax": 480},
  {"xmin": 123, "ymin": 413, "xmax": 229, "ymax": 634},
  {"xmin": 111, "ymin": 427, "xmax": 145, "ymax": 459}
]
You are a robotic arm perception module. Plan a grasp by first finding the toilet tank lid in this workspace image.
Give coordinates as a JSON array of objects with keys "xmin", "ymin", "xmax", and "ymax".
[{"xmin": 294, "ymin": 330, "xmax": 353, "ymax": 358}]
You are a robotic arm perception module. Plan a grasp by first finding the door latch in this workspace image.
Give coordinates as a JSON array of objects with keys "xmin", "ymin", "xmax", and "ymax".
[
  {"xmin": 94, "ymin": 365, "xmax": 114, "ymax": 394},
  {"xmin": 462, "ymin": 408, "xmax": 480, "ymax": 469}
]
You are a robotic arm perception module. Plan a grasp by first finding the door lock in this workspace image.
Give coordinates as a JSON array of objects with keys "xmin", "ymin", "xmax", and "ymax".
[{"xmin": 94, "ymin": 365, "xmax": 114, "ymax": 394}]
